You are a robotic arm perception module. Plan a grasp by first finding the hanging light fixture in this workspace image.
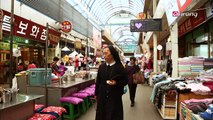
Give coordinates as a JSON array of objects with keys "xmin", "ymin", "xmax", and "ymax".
[
  {"xmin": 157, "ymin": 44, "xmax": 163, "ymax": 51},
  {"xmin": 61, "ymin": 46, "xmax": 70, "ymax": 51},
  {"xmin": 61, "ymin": 35, "xmax": 70, "ymax": 52}
]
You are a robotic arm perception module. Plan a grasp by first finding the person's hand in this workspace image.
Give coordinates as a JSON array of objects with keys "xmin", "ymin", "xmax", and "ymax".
[
  {"xmin": 90, "ymin": 96, "xmax": 97, "ymax": 102},
  {"xmin": 106, "ymin": 80, "xmax": 116, "ymax": 85},
  {"xmin": 92, "ymin": 96, "xmax": 97, "ymax": 100}
]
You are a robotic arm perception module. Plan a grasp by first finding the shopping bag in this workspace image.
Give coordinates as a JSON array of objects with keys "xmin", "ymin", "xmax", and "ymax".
[
  {"xmin": 133, "ymin": 71, "xmax": 144, "ymax": 84},
  {"xmin": 123, "ymin": 86, "xmax": 127, "ymax": 94}
]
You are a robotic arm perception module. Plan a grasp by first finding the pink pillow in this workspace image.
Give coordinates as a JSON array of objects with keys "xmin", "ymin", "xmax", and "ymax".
[
  {"xmin": 41, "ymin": 106, "xmax": 66, "ymax": 116},
  {"xmin": 79, "ymin": 90, "xmax": 94, "ymax": 96},
  {"xmin": 89, "ymin": 84, "xmax": 96, "ymax": 88},
  {"xmin": 59, "ymin": 97, "xmax": 83, "ymax": 105},
  {"xmin": 71, "ymin": 92, "xmax": 89, "ymax": 98}
]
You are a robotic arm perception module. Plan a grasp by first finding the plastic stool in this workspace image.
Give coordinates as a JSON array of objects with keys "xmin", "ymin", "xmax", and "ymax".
[
  {"xmin": 71, "ymin": 92, "xmax": 89, "ymax": 113},
  {"xmin": 60, "ymin": 97, "xmax": 83, "ymax": 120}
]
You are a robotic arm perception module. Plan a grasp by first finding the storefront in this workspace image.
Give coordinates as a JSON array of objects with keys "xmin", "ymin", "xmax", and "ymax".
[
  {"xmin": 178, "ymin": 2, "xmax": 213, "ymax": 58},
  {"xmin": 0, "ymin": 9, "xmax": 61, "ymax": 83}
]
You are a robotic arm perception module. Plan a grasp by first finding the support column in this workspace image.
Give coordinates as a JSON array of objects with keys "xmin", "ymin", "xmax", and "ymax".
[
  {"xmin": 170, "ymin": 23, "xmax": 178, "ymax": 77},
  {"xmin": 153, "ymin": 0, "xmax": 156, "ymax": 13},
  {"xmin": 153, "ymin": 0, "xmax": 157, "ymax": 73},
  {"xmin": 153, "ymin": 33, "xmax": 157, "ymax": 72}
]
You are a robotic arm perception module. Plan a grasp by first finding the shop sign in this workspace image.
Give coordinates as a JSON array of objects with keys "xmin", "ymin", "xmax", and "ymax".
[
  {"xmin": 0, "ymin": 42, "xmax": 17, "ymax": 50},
  {"xmin": 1, "ymin": 9, "xmax": 61, "ymax": 45},
  {"xmin": 61, "ymin": 21, "xmax": 72, "ymax": 33},
  {"xmin": 178, "ymin": 10, "xmax": 206, "ymax": 37},
  {"xmin": 75, "ymin": 41, "xmax": 82, "ymax": 49},
  {"xmin": 137, "ymin": 12, "xmax": 146, "ymax": 19}
]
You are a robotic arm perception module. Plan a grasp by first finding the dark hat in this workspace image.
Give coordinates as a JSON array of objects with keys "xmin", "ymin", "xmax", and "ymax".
[{"xmin": 107, "ymin": 45, "xmax": 121, "ymax": 64}]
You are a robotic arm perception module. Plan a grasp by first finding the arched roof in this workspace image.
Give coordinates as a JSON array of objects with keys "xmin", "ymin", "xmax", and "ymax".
[
  {"xmin": 67, "ymin": 0, "xmax": 145, "ymax": 53},
  {"xmin": 82, "ymin": 0, "xmax": 145, "ymax": 24}
]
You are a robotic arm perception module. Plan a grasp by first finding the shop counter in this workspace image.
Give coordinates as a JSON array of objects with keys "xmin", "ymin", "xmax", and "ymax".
[
  {"xmin": 27, "ymin": 78, "xmax": 95, "ymax": 106},
  {"xmin": 0, "ymin": 94, "xmax": 43, "ymax": 120}
]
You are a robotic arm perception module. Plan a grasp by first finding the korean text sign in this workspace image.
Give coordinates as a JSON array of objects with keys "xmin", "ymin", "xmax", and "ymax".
[{"xmin": 1, "ymin": 10, "xmax": 61, "ymax": 44}]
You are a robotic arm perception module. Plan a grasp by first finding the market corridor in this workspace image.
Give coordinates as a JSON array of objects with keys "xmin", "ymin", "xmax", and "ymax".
[{"xmin": 77, "ymin": 85, "xmax": 162, "ymax": 120}]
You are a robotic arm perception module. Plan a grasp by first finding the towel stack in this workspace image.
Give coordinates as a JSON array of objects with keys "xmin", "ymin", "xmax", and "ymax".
[
  {"xmin": 190, "ymin": 56, "xmax": 204, "ymax": 76},
  {"xmin": 178, "ymin": 57, "xmax": 191, "ymax": 76}
]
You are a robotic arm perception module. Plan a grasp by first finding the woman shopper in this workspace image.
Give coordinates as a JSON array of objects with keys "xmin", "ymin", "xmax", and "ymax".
[
  {"xmin": 51, "ymin": 57, "xmax": 61, "ymax": 76},
  {"xmin": 58, "ymin": 62, "xmax": 67, "ymax": 76},
  {"xmin": 95, "ymin": 45, "xmax": 128, "ymax": 120},
  {"xmin": 125, "ymin": 57, "xmax": 140, "ymax": 107}
]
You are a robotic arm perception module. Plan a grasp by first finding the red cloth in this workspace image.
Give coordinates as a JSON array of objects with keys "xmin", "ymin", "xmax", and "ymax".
[
  {"xmin": 146, "ymin": 59, "xmax": 153, "ymax": 69},
  {"xmin": 41, "ymin": 106, "xmax": 66, "ymax": 116},
  {"xmin": 17, "ymin": 65, "xmax": 24, "ymax": 71},
  {"xmin": 75, "ymin": 59, "xmax": 79, "ymax": 67},
  {"xmin": 203, "ymin": 81, "xmax": 213, "ymax": 91},
  {"xmin": 34, "ymin": 104, "xmax": 45, "ymax": 111},
  {"xmin": 28, "ymin": 113, "xmax": 56, "ymax": 120},
  {"xmin": 28, "ymin": 64, "xmax": 37, "ymax": 70}
]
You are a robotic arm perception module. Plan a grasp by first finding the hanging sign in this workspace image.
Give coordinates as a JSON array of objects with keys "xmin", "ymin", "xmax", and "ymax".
[
  {"xmin": 130, "ymin": 19, "xmax": 162, "ymax": 32},
  {"xmin": 61, "ymin": 21, "xmax": 72, "ymax": 33}
]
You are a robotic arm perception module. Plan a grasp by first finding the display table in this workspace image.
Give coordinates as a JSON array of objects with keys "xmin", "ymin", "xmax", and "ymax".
[
  {"xmin": 27, "ymin": 78, "xmax": 95, "ymax": 106},
  {"xmin": 0, "ymin": 94, "xmax": 43, "ymax": 120},
  {"xmin": 178, "ymin": 93, "xmax": 212, "ymax": 114}
]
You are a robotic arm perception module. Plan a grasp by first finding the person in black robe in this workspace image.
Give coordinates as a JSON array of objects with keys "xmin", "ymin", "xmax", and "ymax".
[{"xmin": 95, "ymin": 45, "xmax": 128, "ymax": 120}]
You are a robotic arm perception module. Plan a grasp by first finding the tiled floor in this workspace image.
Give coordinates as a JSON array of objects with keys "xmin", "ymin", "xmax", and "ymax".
[{"xmin": 76, "ymin": 84, "xmax": 163, "ymax": 120}]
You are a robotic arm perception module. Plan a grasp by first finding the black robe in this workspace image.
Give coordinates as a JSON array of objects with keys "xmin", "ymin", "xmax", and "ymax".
[{"xmin": 95, "ymin": 62, "xmax": 128, "ymax": 120}]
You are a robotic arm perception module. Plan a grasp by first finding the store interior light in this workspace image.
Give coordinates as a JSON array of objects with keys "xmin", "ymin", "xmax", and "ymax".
[
  {"xmin": 25, "ymin": 39, "xmax": 29, "ymax": 43},
  {"xmin": 61, "ymin": 46, "xmax": 70, "ymax": 51},
  {"xmin": 157, "ymin": 44, "xmax": 163, "ymax": 50}
]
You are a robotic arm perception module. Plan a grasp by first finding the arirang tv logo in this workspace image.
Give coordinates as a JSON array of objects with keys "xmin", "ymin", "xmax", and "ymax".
[{"xmin": 172, "ymin": 11, "xmax": 198, "ymax": 18}]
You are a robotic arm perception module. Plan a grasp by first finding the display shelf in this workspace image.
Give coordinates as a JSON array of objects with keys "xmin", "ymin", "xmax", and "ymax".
[
  {"xmin": 180, "ymin": 102, "xmax": 204, "ymax": 120},
  {"xmin": 157, "ymin": 107, "xmax": 176, "ymax": 120},
  {"xmin": 156, "ymin": 91, "xmax": 178, "ymax": 120},
  {"xmin": 165, "ymin": 104, "xmax": 176, "ymax": 107},
  {"xmin": 165, "ymin": 100, "xmax": 176, "ymax": 107}
]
